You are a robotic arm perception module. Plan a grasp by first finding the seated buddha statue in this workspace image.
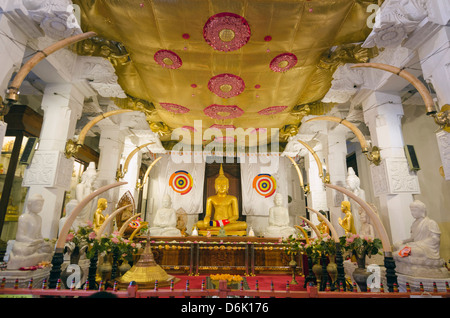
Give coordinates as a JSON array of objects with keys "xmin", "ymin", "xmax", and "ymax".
[
  {"xmin": 7, "ymin": 194, "xmax": 53, "ymax": 270},
  {"xmin": 93, "ymin": 198, "xmax": 108, "ymax": 234},
  {"xmin": 149, "ymin": 194, "xmax": 181, "ymax": 237},
  {"xmin": 264, "ymin": 193, "xmax": 296, "ymax": 239},
  {"xmin": 197, "ymin": 165, "xmax": 247, "ymax": 236}
]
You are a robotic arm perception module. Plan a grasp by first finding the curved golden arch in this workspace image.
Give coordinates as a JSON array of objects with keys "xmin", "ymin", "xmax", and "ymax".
[
  {"xmin": 96, "ymin": 204, "xmax": 133, "ymax": 239},
  {"xmin": 297, "ymin": 216, "xmax": 321, "ymax": 239},
  {"xmin": 136, "ymin": 156, "xmax": 162, "ymax": 189},
  {"xmin": 296, "ymin": 139, "xmax": 329, "ymax": 183},
  {"xmin": 5, "ymin": 31, "xmax": 97, "ymax": 103},
  {"xmin": 286, "ymin": 156, "xmax": 307, "ymax": 193},
  {"xmin": 65, "ymin": 109, "xmax": 135, "ymax": 158},
  {"xmin": 118, "ymin": 213, "xmax": 142, "ymax": 236},
  {"xmin": 129, "ymin": 224, "xmax": 147, "ymax": 240},
  {"xmin": 56, "ymin": 181, "xmax": 127, "ymax": 250},
  {"xmin": 122, "ymin": 142, "xmax": 155, "ymax": 177},
  {"xmin": 305, "ymin": 206, "xmax": 340, "ymax": 243},
  {"xmin": 294, "ymin": 225, "xmax": 310, "ymax": 245},
  {"xmin": 351, "ymin": 63, "xmax": 436, "ymax": 116},
  {"xmin": 306, "ymin": 116, "xmax": 369, "ymax": 152},
  {"xmin": 305, "ymin": 116, "xmax": 381, "ymax": 165},
  {"xmin": 324, "ymin": 183, "xmax": 392, "ymax": 253}
]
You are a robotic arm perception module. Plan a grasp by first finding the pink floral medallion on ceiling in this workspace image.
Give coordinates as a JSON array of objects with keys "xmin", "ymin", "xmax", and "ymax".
[
  {"xmin": 203, "ymin": 12, "xmax": 251, "ymax": 52},
  {"xmin": 160, "ymin": 103, "xmax": 190, "ymax": 114},
  {"xmin": 208, "ymin": 73, "xmax": 245, "ymax": 98},
  {"xmin": 258, "ymin": 106, "xmax": 287, "ymax": 115},
  {"xmin": 154, "ymin": 50, "xmax": 182, "ymax": 69},
  {"xmin": 204, "ymin": 104, "xmax": 244, "ymax": 120},
  {"xmin": 209, "ymin": 124, "xmax": 236, "ymax": 130},
  {"xmin": 269, "ymin": 53, "xmax": 297, "ymax": 72}
]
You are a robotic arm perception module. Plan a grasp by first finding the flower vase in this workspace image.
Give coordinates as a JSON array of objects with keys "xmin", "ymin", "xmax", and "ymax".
[
  {"xmin": 312, "ymin": 261, "xmax": 322, "ymax": 287},
  {"xmin": 326, "ymin": 255, "xmax": 338, "ymax": 289},
  {"xmin": 61, "ymin": 247, "xmax": 84, "ymax": 289},
  {"xmin": 352, "ymin": 255, "xmax": 371, "ymax": 292}
]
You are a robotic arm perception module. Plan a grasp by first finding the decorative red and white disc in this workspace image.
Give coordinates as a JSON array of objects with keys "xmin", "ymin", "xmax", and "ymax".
[
  {"xmin": 252, "ymin": 174, "xmax": 277, "ymax": 198},
  {"xmin": 269, "ymin": 53, "xmax": 297, "ymax": 72},
  {"xmin": 203, "ymin": 104, "xmax": 244, "ymax": 120},
  {"xmin": 160, "ymin": 102, "xmax": 190, "ymax": 114},
  {"xmin": 208, "ymin": 73, "xmax": 245, "ymax": 98},
  {"xmin": 154, "ymin": 50, "xmax": 182, "ymax": 69},
  {"xmin": 258, "ymin": 106, "xmax": 288, "ymax": 115},
  {"xmin": 203, "ymin": 12, "xmax": 251, "ymax": 52},
  {"xmin": 169, "ymin": 170, "xmax": 193, "ymax": 195}
]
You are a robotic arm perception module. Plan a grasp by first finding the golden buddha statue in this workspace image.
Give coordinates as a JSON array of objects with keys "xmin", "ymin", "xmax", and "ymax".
[
  {"xmin": 94, "ymin": 198, "xmax": 108, "ymax": 233},
  {"xmin": 317, "ymin": 210, "xmax": 330, "ymax": 235},
  {"xmin": 338, "ymin": 200, "xmax": 356, "ymax": 234},
  {"xmin": 197, "ymin": 165, "xmax": 247, "ymax": 236}
]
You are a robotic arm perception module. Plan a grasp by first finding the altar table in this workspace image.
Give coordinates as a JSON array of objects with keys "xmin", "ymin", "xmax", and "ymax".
[{"xmin": 135, "ymin": 236, "xmax": 305, "ymax": 276}]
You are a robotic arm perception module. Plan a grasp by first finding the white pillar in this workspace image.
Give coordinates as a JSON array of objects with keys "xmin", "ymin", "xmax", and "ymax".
[
  {"xmin": 362, "ymin": 91, "xmax": 418, "ymax": 244},
  {"xmin": 22, "ymin": 83, "xmax": 84, "ymax": 239},
  {"xmin": 306, "ymin": 143, "xmax": 328, "ymax": 235},
  {"xmin": 416, "ymin": 26, "xmax": 450, "ymax": 180},
  {"xmin": 118, "ymin": 136, "xmax": 141, "ymax": 203},
  {"xmin": 326, "ymin": 125, "xmax": 348, "ymax": 237},
  {"xmin": 95, "ymin": 123, "xmax": 125, "ymax": 218}
]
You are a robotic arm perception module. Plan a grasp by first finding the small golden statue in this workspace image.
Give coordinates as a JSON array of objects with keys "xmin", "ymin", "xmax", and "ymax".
[
  {"xmin": 338, "ymin": 201, "xmax": 356, "ymax": 234},
  {"xmin": 197, "ymin": 164, "xmax": 247, "ymax": 236},
  {"xmin": 94, "ymin": 198, "xmax": 108, "ymax": 233},
  {"xmin": 317, "ymin": 210, "xmax": 330, "ymax": 235}
]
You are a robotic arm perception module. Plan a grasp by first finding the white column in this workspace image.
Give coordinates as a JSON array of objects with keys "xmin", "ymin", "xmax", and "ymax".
[
  {"xmin": 326, "ymin": 125, "xmax": 349, "ymax": 237},
  {"xmin": 118, "ymin": 136, "xmax": 141, "ymax": 203},
  {"xmin": 95, "ymin": 122, "xmax": 125, "ymax": 218},
  {"xmin": 22, "ymin": 83, "xmax": 84, "ymax": 239},
  {"xmin": 416, "ymin": 26, "xmax": 450, "ymax": 180},
  {"xmin": 362, "ymin": 91, "xmax": 418, "ymax": 244},
  {"xmin": 306, "ymin": 143, "xmax": 328, "ymax": 236}
]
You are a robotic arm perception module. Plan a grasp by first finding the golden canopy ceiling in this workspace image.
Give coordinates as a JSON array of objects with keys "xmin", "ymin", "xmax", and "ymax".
[{"xmin": 73, "ymin": 0, "xmax": 379, "ymax": 148}]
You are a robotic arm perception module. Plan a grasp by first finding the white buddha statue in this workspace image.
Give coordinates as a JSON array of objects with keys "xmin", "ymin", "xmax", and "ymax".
[
  {"xmin": 393, "ymin": 200, "xmax": 449, "ymax": 278},
  {"xmin": 264, "ymin": 193, "xmax": 296, "ymax": 239},
  {"xmin": 345, "ymin": 167, "xmax": 365, "ymax": 233},
  {"xmin": 150, "ymin": 194, "xmax": 182, "ymax": 237},
  {"xmin": 59, "ymin": 199, "xmax": 81, "ymax": 236},
  {"xmin": 359, "ymin": 209, "xmax": 375, "ymax": 239},
  {"xmin": 76, "ymin": 162, "xmax": 97, "ymax": 222},
  {"xmin": 7, "ymin": 194, "xmax": 53, "ymax": 270}
]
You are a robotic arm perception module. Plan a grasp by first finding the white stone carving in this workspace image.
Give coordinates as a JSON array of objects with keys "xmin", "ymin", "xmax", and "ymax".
[
  {"xmin": 23, "ymin": 150, "xmax": 74, "ymax": 190},
  {"xmin": 436, "ymin": 130, "xmax": 450, "ymax": 181},
  {"xmin": 76, "ymin": 56, "xmax": 127, "ymax": 98},
  {"xmin": 363, "ymin": 0, "xmax": 428, "ymax": 48},
  {"xmin": 23, "ymin": 0, "xmax": 82, "ymax": 40},
  {"xmin": 371, "ymin": 157, "xmax": 420, "ymax": 196},
  {"xmin": 322, "ymin": 64, "xmax": 364, "ymax": 104}
]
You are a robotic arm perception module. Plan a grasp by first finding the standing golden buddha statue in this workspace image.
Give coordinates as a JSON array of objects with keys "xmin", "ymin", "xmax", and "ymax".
[
  {"xmin": 338, "ymin": 200, "xmax": 356, "ymax": 234},
  {"xmin": 197, "ymin": 164, "xmax": 247, "ymax": 236}
]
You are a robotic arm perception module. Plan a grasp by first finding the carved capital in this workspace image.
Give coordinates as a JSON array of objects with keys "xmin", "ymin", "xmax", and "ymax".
[
  {"xmin": 363, "ymin": 0, "xmax": 428, "ymax": 49},
  {"xmin": 75, "ymin": 56, "xmax": 127, "ymax": 98},
  {"xmin": 23, "ymin": 0, "xmax": 82, "ymax": 40},
  {"xmin": 371, "ymin": 157, "xmax": 420, "ymax": 196}
]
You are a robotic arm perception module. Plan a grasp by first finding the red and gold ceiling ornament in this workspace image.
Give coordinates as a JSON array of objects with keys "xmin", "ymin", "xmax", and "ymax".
[
  {"xmin": 258, "ymin": 106, "xmax": 288, "ymax": 116},
  {"xmin": 210, "ymin": 124, "xmax": 236, "ymax": 130},
  {"xmin": 203, "ymin": 12, "xmax": 251, "ymax": 52},
  {"xmin": 269, "ymin": 53, "xmax": 297, "ymax": 72},
  {"xmin": 204, "ymin": 104, "xmax": 244, "ymax": 120},
  {"xmin": 160, "ymin": 102, "xmax": 190, "ymax": 114},
  {"xmin": 154, "ymin": 49, "xmax": 182, "ymax": 69},
  {"xmin": 208, "ymin": 73, "xmax": 245, "ymax": 98}
]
